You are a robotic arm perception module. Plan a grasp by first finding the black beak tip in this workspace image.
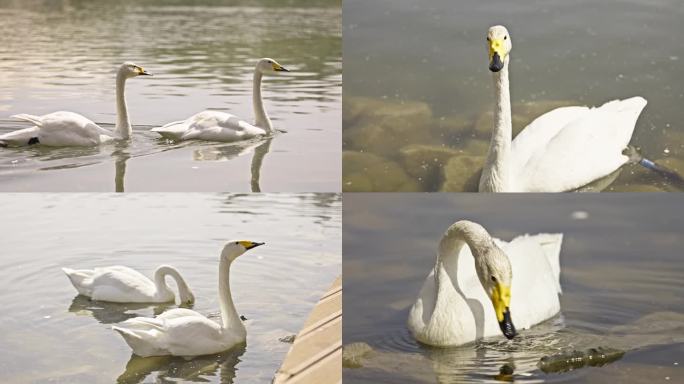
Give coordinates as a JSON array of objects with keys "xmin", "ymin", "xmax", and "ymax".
[
  {"xmin": 499, "ymin": 309, "xmax": 517, "ymax": 339},
  {"xmin": 489, "ymin": 53, "xmax": 504, "ymax": 72}
]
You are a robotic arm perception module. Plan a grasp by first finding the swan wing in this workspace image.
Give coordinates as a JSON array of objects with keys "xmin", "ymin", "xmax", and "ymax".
[
  {"xmin": 113, "ymin": 312, "xmax": 238, "ymax": 357},
  {"xmin": 152, "ymin": 111, "xmax": 265, "ymax": 142},
  {"xmin": 87, "ymin": 266, "xmax": 158, "ymax": 302},
  {"xmin": 500, "ymin": 234, "xmax": 563, "ymax": 330},
  {"xmin": 512, "ymin": 97, "xmax": 646, "ymax": 192}
]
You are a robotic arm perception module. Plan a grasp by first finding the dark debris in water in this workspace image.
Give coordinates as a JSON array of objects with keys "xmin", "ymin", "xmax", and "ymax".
[
  {"xmin": 538, "ymin": 346, "xmax": 625, "ymax": 373},
  {"xmin": 279, "ymin": 334, "xmax": 296, "ymax": 344}
]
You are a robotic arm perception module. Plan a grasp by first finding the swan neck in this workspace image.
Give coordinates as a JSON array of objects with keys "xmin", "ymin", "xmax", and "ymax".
[
  {"xmin": 482, "ymin": 63, "xmax": 512, "ymax": 191},
  {"xmin": 219, "ymin": 257, "xmax": 244, "ymax": 332},
  {"xmin": 252, "ymin": 70, "xmax": 272, "ymax": 132},
  {"xmin": 154, "ymin": 266, "xmax": 191, "ymax": 300},
  {"xmin": 438, "ymin": 221, "xmax": 494, "ymax": 272},
  {"xmin": 115, "ymin": 72, "xmax": 132, "ymax": 139}
]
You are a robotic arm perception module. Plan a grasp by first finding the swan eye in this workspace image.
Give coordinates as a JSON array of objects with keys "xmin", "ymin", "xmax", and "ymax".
[
  {"xmin": 486, "ymin": 37, "xmax": 490, "ymax": 42},
  {"xmin": 504, "ymin": 36, "xmax": 508, "ymax": 40},
  {"xmin": 491, "ymin": 275, "xmax": 497, "ymax": 282}
]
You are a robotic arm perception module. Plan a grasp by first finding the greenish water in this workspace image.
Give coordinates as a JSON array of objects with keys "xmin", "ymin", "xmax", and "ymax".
[
  {"xmin": 343, "ymin": 0, "xmax": 684, "ymax": 192},
  {"xmin": 0, "ymin": 193, "xmax": 341, "ymax": 383},
  {"xmin": 343, "ymin": 193, "xmax": 684, "ymax": 383},
  {"xmin": 0, "ymin": 0, "xmax": 341, "ymax": 192}
]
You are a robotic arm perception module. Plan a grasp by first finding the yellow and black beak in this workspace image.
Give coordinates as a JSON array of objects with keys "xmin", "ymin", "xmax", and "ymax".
[
  {"xmin": 137, "ymin": 66, "xmax": 152, "ymax": 76},
  {"xmin": 272, "ymin": 63, "xmax": 290, "ymax": 72},
  {"xmin": 239, "ymin": 241, "xmax": 265, "ymax": 250},
  {"xmin": 492, "ymin": 283, "xmax": 516, "ymax": 339},
  {"xmin": 488, "ymin": 39, "xmax": 506, "ymax": 73}
]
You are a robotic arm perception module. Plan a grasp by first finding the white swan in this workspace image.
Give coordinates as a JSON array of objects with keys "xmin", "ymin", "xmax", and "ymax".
[
  {"xmin": 0, "ymin": 62, "xmax": 151, "ymax": 147},
  {"xmin": 479, "ymin": 25, "xmax": 647, "ymax": 192},
  {"xmin": 62, "ymin": 265, "xmax": 194, "ymax": 305},
  {"xmin": 151, "ymin": 58, "xmax": 289, "ymax": 142},
  {"xmin": 112, "ymin": 241, "xmax": 264, "ymax": 357},
  {"xmin": 407, "ymin": 220, "xmax": 563, "ymax": 347}
]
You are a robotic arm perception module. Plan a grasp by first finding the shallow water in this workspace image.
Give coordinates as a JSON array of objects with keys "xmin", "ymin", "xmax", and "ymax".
[
  {"xmin": 0, "ymin": 193, "xmax": 341, "ymax": 383},
  {"xmin": 343, "ymin": 193, "xmax": 684, "ymax": 383},
  {"xmin": 343, "ymin": 0, "xmax": 684, "ymax": 192},
  {"xmin": 0, "ymin": 0, "xmax": 341, "ymax": 192}
]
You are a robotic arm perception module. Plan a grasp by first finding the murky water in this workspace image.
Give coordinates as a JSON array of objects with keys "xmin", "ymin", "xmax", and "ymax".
[
  {"xmin": 343, "ymin": 0, "xmax": 684, "ymax": 192},
  {"xmin": 0, "ymin": 0, "xmax": 341, "ymax": 192},
  {"xmin": 343, "ymin": 193, "xmax": 684, "ymax": 383},
  {"xmin": 0, "ymin": 193, "xmax": 341, "ymax": 383}
]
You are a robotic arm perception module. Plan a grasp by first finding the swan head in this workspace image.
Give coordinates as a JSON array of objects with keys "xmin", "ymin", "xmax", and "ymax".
[
  {"xmin": 222, "ymin": 240, "xmax": 265, "ymax": 261},
  {"xmin": 475, "ymin": 243, "xmax": 517, "ymax": 339},
  {"xmin": 256, "ymin": 58, "xmax": 290, "ymax": 74},
  {"xmin": 119, "ymin": 62, "xmax": 152, "ymax": 78},
  {"xmin": 487, "ymin": 25, "xmax": 512, "ymax": 73}
]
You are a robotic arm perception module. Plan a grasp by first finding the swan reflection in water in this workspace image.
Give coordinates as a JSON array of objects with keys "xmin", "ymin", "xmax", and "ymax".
[
  {"xmin": 116, "ymin": 345, "xmax": 245, "ymax": 384},
  {"xmin": 67, "ymin": 295, "xmax": 190, "ymax": 325},
  {"xmin": 192, "ymin": 137, "xmax": 273, "ymax": 192}
]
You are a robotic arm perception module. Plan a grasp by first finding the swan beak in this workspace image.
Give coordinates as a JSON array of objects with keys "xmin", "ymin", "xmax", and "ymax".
[
  {"xmin": 272, "ymin": 63, "xmax": 290, "ymax": 72},
  {"xmin": 242, "ymin": 241, "xmax": 265, "ymax": 250},
  {"xmin": 489, "ymin": 52, "xmax": 504, "ymax": 72},
  {"xmin": 488, "ymin": 38, "xmax": 506, "ymax": 72},
  {"xmin": 137, "ymin": 67, "xmax": 152, "ymax": 76},
  {"xmin": 492, "ymin": 283, "xmax": 517, "ymax": 339}
]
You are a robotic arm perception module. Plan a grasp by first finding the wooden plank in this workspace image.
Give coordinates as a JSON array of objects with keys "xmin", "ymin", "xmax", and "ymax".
[{"xmin": 274, "ymin": 276, "xmax": 342, "ymax": 384}]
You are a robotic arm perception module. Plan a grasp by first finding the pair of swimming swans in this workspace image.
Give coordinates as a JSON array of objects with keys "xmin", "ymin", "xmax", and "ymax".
[
  {"xmin": 408, "ymin": 220, "xmax": 563, "ymax": 346},
  {"xmin": 63, "ymin": 240, "xmax": 264, "ymax": 357},
  {"xmin": 479, "ymin": 25, "xmax": 647, "ymax": 192},
  {"xmin": 0, "ymin": 58, "xmax": 288, "ymax": 147}
]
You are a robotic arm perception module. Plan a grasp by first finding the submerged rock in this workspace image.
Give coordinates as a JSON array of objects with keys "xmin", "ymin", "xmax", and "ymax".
[
  {"xmin": 538, "ymin": 346, "xmax": 625, "ymax": 373},
  {"xmin": 279, "ymin": 334, "xmax": 296, "ymax": 344},
  {"xmin": 440, "ymin": 155, "xmax": 484, "ymax": 192},
  {"xmin": 399, "ymin": 144, "xmax": 462, "ymax": 190},
  {"xmin": 343, "ymin": 97, "xmax": 434, "ymax": 156},
  {"xmin": 343, "ymin": 342, "xmax": 374, "ymax": 369},
  {"xmin": 343, "ymin": 151, "xmax": 421, "ymax": 192}
]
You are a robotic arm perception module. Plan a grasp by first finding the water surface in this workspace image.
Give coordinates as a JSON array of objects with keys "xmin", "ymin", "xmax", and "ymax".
[
  {"xmin": 343, "ymin": 0, "xmax": 684, "ymax": 192},
  {"xmin": 0, "ymin": 0, "xmax": 341, "ymax": 192},
  {"xmin": 0, "ymin": 193, "xmax": 341, "ymax": 383},
  {"xmin": 343, "ymin": 193, "xmax": 683, "ymax": 383}
]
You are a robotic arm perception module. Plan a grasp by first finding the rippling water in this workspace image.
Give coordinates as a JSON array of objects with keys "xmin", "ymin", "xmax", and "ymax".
[
  {"xmin": 343, "ymin": 193, "xmax": 684, "ymax": 383},
  {"xmin": 0, "ymin": 193, "xmax": 341, "ymax": 383},
  {"xmin": 343, "ymin": 0, "xmax": 684, "ymax": 192},
  {"xmin": 0, "ymin": 0, "xmax": 341, "ymax": 191}
]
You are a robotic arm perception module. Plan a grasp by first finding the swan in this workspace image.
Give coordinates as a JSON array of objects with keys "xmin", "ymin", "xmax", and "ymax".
[
  {"xmin": 62, "ymin": 265, "xmax": 194, "ymax": 305},
  {"xmin": 479, "ymin": 25, "xmax": 647, "ymax": 192},
  {"xmin": 0, "ymin": 62, "xmax": 151, "ymax": 147},
  {"xmin": 151, "ymin": 58, "xmax": 289, "ymax": 142},
  {"xmin": 112, "ymin": 240, "xmax": 264, "ymax": 357},
  {"xmin": 407, "ymin": 220, "xmax": 563, "ymax": 347}
]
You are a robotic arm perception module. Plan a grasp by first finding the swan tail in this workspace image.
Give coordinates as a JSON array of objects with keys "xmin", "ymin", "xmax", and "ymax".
[
  {"xmin": 10, "ymin": 114, "xmax": 44, "ymax": 127},
  {"xmin": 535, "ymin": 234, "xmax": 564, "ymax": 294},
  {"xmin": 112, "ymin": 325, "xmax": 168, "ymax": 357},
  {"xmin": 151, "ymin": 121, "xmax": 189, "ymax": 140},
  {"xmin": 0, "ymin": 126, "xmax": 41, "ymax": 147},
  {"xmin": 62, "ymin": 267, "xmax": 94, "ymax": 296},
  {"xmin": 598, "ymin": 96, "xmax": 647, "ymax": 113}
]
